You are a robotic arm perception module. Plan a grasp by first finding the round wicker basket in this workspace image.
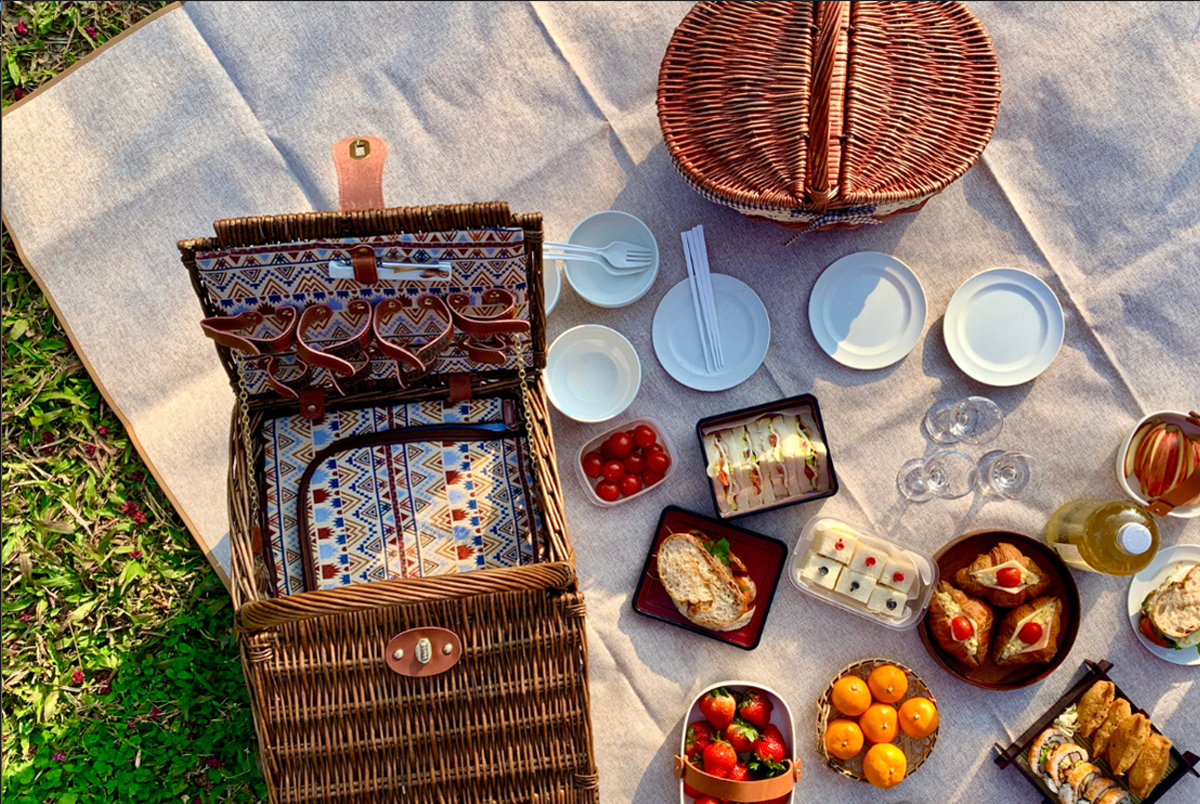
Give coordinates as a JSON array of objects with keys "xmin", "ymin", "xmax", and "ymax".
[
  {"xmin": 815, "ymin": 658, "xmax": 939, "ymax": 784},
  {"xmin": 657, "ymin": 1, "xmax": 1001, "ymax": 233}
]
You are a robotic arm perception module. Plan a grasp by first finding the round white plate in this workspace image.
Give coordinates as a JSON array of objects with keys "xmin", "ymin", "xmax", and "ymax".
[
  {"xmin": 943, "ymin": 268, "xmax": 1064, "ymax": 386},
  {"xmin": 561, "ymin": 210, "xmax": 659, "ymax": 308},
  {"xmin": 545, "ymin": 325, "xmax": 641, "ymax": 422},
  {"xmin": 1126, "ymin": 543, "xmax": 1200, "ymax": 665},
  {"xmin": 808, "ymin": 251, "xmax": 927, "ymax": 370},
  {"xmin": 544, "ymin": 260, "xmax": 561, "ymax": 315},
  {"xmin": 652, "ymin": 274, "xmax": 770, "ymax": 392}
]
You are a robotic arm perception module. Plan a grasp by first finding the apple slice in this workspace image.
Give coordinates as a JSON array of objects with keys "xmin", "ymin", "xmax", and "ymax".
[
  {"xmin": 1124, "ymin": 419, "xmax": 1158, "ymax": 478},
  {"xmin": 1135, "ymin": 423, "xmax": 1170, "ymax": 495}
]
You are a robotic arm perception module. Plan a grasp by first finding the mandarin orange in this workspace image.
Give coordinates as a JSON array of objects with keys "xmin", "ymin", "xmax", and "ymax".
[
  {"xmin": 859, "ymin": 702, "xmax": 899, "ymax": 744},
  {"xmin": 863, "ymin": 742, "xmax": 907, "ymax": 788},
  {"xmin": 823, "ymin": 718, "xmax": 864, "ymax": 760},
  {"xmin": 830, "ymin": 675, "xmax": 871, "ymax": 717},
  {"xmin": 867, "ymin": 664, "xmax": 908, "ymax": 704},
  {"xmin": 898, "ymin": 697, "xmax": 939, "ymax": 739}
]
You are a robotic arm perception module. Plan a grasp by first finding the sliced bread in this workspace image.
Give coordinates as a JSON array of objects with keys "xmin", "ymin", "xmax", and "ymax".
[{"xmin": 657, "ymin": 533, "xmax": 751, "ymax": 630}]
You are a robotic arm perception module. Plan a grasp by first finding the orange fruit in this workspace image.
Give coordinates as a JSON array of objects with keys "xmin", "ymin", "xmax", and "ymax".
[
  {"xmin": 867, "ymin": 664, "xmax": 908, "ymax": 704},
  {"xmin": 859, "ymin": 702, "xmax": 899, "ymax": 744},
  {"xmin": 863, "ymin": 742, "xmax": 907, "ymax": 788},
  {"xmin": 899, "ymin": 697, "xmax": 939, "ymax": 739},
  {"xmin": 824, "ymin": 719, "xmax": 864, "ymax": 760},
  {"xmin": 830, "ymin": 675, "xmax": 872, "ymax": 717}
]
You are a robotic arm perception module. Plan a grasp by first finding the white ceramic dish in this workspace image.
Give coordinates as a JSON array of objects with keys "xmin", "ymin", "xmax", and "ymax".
[
  {"xmin": 1115, "ymin": 410, "xmax": 1200, "ymax": 519},
  {"xmin": 1126, "ymin": 544, "xmax": 1200, "ymax": 665},
  {"xmin": 544, "ymin": 259, "xmax": 561, "ymax": 314},
  {"xmin": 943, "ymin": 268, "xmax": 1064, "ymax": 386},
  {"xmin": 573, "ymin": 417, "xmax": 676, "ymax": 507},
  {"xmin": 788, "ymin": 515, "xmax": 938, "ymax": 631},
  {"xmin": 808, "ymin": 251, "xmax": 927, "ymax": 370},
  {"xmin": 652, "ymin": 274, "xmax": 770, "ymax": 392},
  {"xmin": 545, "ymin": 325, "xmax": 640, "ymax": 423},
  {"xmin": 561, "ymin": 210, "xmax": 659, "ymax": 308}
]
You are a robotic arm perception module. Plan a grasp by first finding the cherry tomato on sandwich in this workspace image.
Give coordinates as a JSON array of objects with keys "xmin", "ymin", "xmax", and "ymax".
[
  {"xmin": 620, "ymin": 474, "xmax": 643, "ymax": 496},
  {"xmin": 604, "ymin": 432, "xmax": 634, "ymax": 459},
  {"xmin": 632, "ymin": 425, "xmax": 657, "ymax": 450},
  {"xmin": 645, "ymin": 450, "xmax": 670, "ymax": 474},
  {"xmin": 581, "ymin": 451, "xmax": 604, "ymax": 479},
  {"xmin": 602, "ymin": 460, "xmax": 626, "ymax": 483},
  {"xmin": 996, "ymin": 567, "xmax": 1023, "ymax": 588},
  {"xmin": 595, "ymin": 482, "xmax": 621, "ymax": 503},
  {"xmin": 950, "ymin": 616, "xmax": 974, "ymax": 642},
  {"xmin": 623, "ymin": 452, "xmax": 645, "ymax": 475},
  {"xmin": 1018, "ymin": 621, "xmax": 1044, "ymax": 644}
]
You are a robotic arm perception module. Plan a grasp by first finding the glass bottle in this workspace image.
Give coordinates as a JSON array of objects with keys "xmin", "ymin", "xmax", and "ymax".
[{"xmin": 1045, "ymin": 498, "xmax": 1159, "ymax": 575}]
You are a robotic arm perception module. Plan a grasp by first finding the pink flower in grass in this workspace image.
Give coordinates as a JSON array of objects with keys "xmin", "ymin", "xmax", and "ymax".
[
  {"xmin": 52, "ymin": 751, "xmax": 67, "ymax": 761},
  {"xmin": 85, "ymin": 444, "xmax": 97, "ymax": 457},
  {"xmin": 71, "ymin": 669, "xmax": 85, "ymax": 685},
  {"xmin": 39, "ymin": 432, "xmax": 56, "ymax": 452},
  {"xmin": 98, "ymin": 678, "xmax": 112, "ymax": 696},
  {"xmin": 84, "ymin": 25, "xmax": 98, "ymax": 39},
  {"xmin": 15, "ymin": 21, "xmax": 29, "ymax": 35},
  {"xmin": 203, "ymin": 756, "xmax": 223, "ymax": 769},
  {"xmin": 13, "ymin": 87, "xmax": 25, "ymax": 100},
  {"xmin": 130, "ymin": 471, "xmax": 145, "ymax": 482},
  {"xmin": 19, "ymin": 612, "xmax": 32, "ymax": 623},
  {"xmin": 130, "ymin": 549, "xmax": 142, "ymax": 559},
  {"xmin": 149, "ymin": 704, "xmax": 163, "ymax": 719},
  {"xmin": 120, "ymin": 500, "xmax": 138, "ymax": 515},
  {"xmin": 97, "ymin": 425, "xmax": 110, "ymax": 436},
  {"xmin": 133, "ymin": 511, "xmax": 148, "ymax": 525}
]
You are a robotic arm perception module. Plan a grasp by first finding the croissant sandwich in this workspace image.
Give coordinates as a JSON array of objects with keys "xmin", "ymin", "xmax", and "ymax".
[
  {"xmin": 994, "ymin": 595, "xmax": 1063, "ymax": 665},
  {"xmin": 928, "ymin": 581, "xmax": 994, "ymax": 668},
  {"xmin": 954, "ymin": 542, "xmax": 1051, "ymax": 607}
]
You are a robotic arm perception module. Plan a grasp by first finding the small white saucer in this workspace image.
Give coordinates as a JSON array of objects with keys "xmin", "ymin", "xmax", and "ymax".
[
  {"xmin": 561, "ymin": 210, "xmax": 659, "ymax": 308},
  {"xmin": 545, "ymin": 325, "xmax": 641, "ymax": 422}
]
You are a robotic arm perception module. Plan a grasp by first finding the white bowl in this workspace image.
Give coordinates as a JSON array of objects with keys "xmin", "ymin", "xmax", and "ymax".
[
  {"xmin": 546, "ymin": 325, "xmax": 641, "ymax": 423},
  {"xmin": 561, "ymin": 210, "xmax": 659, "ymax": 308},
  {"xmin": 1115, "ymin": 410, "xmax": 1200, "ymax": 519},
  {"xmin": 544, "ymin": 259, "xmax": 561, "ymax": 315}
]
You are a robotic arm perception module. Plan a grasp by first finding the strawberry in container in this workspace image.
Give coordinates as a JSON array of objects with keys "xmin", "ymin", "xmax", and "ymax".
[{"xmin": 674, "ymin": 682, "xmax": 801, "ymax": 804}]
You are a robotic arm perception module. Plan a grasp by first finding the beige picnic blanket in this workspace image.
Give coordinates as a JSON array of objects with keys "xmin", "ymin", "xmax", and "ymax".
[{"xmin": 3, "ymin": 2, "xmax": 1197, "ymax": 802}]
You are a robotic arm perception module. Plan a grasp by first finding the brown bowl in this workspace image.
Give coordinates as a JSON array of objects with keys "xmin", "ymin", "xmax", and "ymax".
[{"xmin": 918, "ymin": 530, "xmax": 1080, "ymax": 690}]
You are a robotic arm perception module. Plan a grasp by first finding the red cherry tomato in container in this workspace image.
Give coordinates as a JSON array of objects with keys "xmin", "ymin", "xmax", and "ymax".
[
  {"xmin": 604, "ymin": 432, "xmax": 634, "ymax": 459},
  {"xmin": 620, "ymin": 474, "xmax": 643, "ymax": 496},
  {"xmin": 596, "ymin": 481, "xmax": 621, "ymax": 502},
  {"xmin": 632, "ymin": 425, "xmax": 657, "ymax": 450},
  {"xmin": 581, "ymin": 451, "xmax": 604, "ymax": 479},
  {"xmin": 1018, "ymin": 621, "xmax": 1044, "ymax": 644},
  {"xmin": 645, "ymin": 442, "xmax": 664, "ymax": 454},
  {"xmin": 950, "ymin": 616, "xmax": 974, "ymax": 642},
  {"xmin": 602, "ymin": 460, "xmax": 626, "ymax": 483},
  {"xmin": 623, "ymin": 452, "xmax": 645, "ymax": 475},
  {"xmin": 645, "ymin": 450, "xmax": 670, "ymax": 474},
  {"xmin": 996, "ymin": 567, "xmax": 1023, "ymax": 588},
  {"xmin": 642, "ymin": 469, "xmax": 665, "ymax": 487}
]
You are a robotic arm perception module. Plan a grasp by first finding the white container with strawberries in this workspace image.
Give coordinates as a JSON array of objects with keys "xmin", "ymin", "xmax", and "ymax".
[{"xmin": 674, "ymin": 683, "xmax": 801, "ymax": 804}]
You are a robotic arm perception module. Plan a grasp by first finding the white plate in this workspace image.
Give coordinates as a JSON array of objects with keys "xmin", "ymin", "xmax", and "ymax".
[
  {"xmin": 545, "ymin": 325, "xmax": 641, "ymax": 422},
  {"xmin": 1126, "ymin": 544, "xmax": 1200, "ymax": 665},
  {"xmin": 808, "ymin": 251, "xmax": 927, "ymax": 370},
  {"xmin": 561, "ymin": 210, "xmax": 659, "ymax": 308},
  {"xmin": 652, "ymin": 274, "xmax": 770, "ymax": 392},
  {"xmin": 943, "ymin": 268, "xmax": 1064, "ymax": 386},
  {"xmin": 544, "ymin": 260, "xmax": 561, "ymax": 315}
]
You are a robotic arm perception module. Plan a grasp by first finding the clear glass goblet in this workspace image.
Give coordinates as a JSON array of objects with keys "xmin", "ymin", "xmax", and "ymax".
[
  {"xmin": 949, "ymin": 396, "xmax": 1004, "ymax": 445},
  {"xmin": 897, "ymin": 450, "xmax": 979, "ymax": 501},
  {"xmin": 978, "ymin": 450, "xmax": 1035, "ymax": 499},
  {"xmin": 922, "ymin": 399, "xmax": 960, "ymax": 444}
]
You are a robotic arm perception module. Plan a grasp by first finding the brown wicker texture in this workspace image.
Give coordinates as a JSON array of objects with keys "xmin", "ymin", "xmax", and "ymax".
[
  {"xmin": 181, "ymin": 203, "xmax": 598, "ymax": 804},
  {"xmin": 657, "ymin": 1, "xmax": 1001, "ymax": 229},
  {"xmin": 815, "ymin": 658, "xmax": 939, "ymax": 783}
]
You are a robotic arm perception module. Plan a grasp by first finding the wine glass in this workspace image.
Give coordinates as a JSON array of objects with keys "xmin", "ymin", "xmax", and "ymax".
[
  {"xmin": 949, "ymin": 396, "xmax": 1004, "ymax": 445},
  {"xmin": 897, "ymin": 450, "xmax": 979, "ymax": 502},
  {"xmin": 922, "ymin": 399, "xmax": 960, "ymax": 444},
  {"xmin": 978, "ymin": 450, "xmax": 1035, "ymax": 499}
]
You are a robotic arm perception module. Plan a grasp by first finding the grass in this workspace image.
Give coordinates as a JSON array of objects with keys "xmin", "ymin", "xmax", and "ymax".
[{"xmin": 2, "ymin": 4, "xmax": 267, "ymax": 802}]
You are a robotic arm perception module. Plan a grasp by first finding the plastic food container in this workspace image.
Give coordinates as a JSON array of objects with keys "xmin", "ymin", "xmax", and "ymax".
[
  {"xmin": 789, "ymin": 515, "xmax": 938, "ymax": 630},
  {"xmin": 574, "ymin": 417, "xmax": 676, "ymax": 507},
  {"xmin": 674, "ymin": 681, "xmax": 801, "ymax": 804},
  {"xmin": 695, "ymin": 393, "xmax": 838, "ymax": 520}
]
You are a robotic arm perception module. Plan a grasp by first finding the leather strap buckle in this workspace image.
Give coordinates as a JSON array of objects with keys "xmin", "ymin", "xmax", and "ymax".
[
  {"xmin": 295, "ymin": 299, "xmax": 374, "ymax": 395},
  {"xmin": 200, "ymin": 306, "xmax": 298, "ymax": 355},
  {"xmin": 373, "ymin": 294, "xmax": 455, "ymax": 386}
]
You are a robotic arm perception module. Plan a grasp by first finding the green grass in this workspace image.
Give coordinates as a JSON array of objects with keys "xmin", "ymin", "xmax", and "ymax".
[{"xmin": 2, "ymin": 4, "xmax": 267, "ymax": 802}]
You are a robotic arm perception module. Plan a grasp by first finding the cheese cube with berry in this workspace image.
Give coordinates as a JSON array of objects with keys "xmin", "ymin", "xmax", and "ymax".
[
  {"xmin": 867, "ymin": 586, "xmax": 908, "ymax": 619},
  {"xmin": 879, "ymin": 555, "xmax": 917, "ymax": 595},
  {"xmin": 848, "ymin": 541, "xmax": 887, "ymax": 581},
  {"xmin": 800, "ymin": 551, "xmax": 842, "ymax": 591},
  {"xmin": 815, "ymin": 523, "xmax": 857, "ymax": 564},
  {"xmin": 834, "ymin": 569, "xmax": 876, "ymax": 604}
]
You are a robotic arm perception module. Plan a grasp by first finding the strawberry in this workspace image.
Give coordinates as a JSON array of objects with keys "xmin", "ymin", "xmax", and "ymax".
[
  {"xmin": 685, "ymin": 720, "xmax": 715, "ymax": 760},
  {"xmin": 727, "ymin": 762, "xmax": 750, "ymax": 783},
  {"xmin": 694, "ymin": 798, "xmax": 726, "ymax": 804},
  {"xmin": 738, "ymin": 689, "xmax": 773, "ymax": 729},
  {"xmin": 747, "ymin": 724, "xmax": 787, "ymax": 779},
  {"xmin": 755, "ymin": 796, "xmax": 790, "ymax": 804},
  {"xmin": 702, "ymin": 738, "xmax": 738, "ymax": 779},
  {"xmin": 724, "ymin": 717, "xmax": 760, "ymax": 753},
  {"xmin": 699, "ymin": 687, "xmax": 737, "ymax": 730},
  {"xmin": 682, "ymin": 780, "xmax": 706, "ymax": 798}
]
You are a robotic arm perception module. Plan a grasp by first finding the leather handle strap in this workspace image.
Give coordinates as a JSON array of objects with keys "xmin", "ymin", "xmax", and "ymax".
[
  {"xmin": 671, "ymin": 755, "xmax": 800, "ymax": 802},
  {"xmin": 807, "ymin": 0, "xmax": 849, "ymax": 211},
  {"xmin": 1148, "ymin": 463, "xmax": 1200, "ymax": 516},
  {"xmin": 201, "ymin": 307, "xmax": 298, "ymax": 355},
  {"xmin": 373, "ymin": 295, "xmax": 456, "ymax": 385},
  {"xmin": 295, "ymin": 299, "xmax": 374, "ymax": 377},
  {"xmin": 447, "ymin": 289, "xmax": 531, "ymax": 337},
  {"xmin": 252, "ymin": 355, "xmax": 310, "ymax": 400},
  {"xmin": 332, "ymin": 136, "xmax": 387, "ymax": 212}
]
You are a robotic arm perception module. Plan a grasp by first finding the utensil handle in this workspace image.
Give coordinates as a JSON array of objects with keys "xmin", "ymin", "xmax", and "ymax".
[
  {"xmin": 807, "ymin": 0, "xmax": 848, "ymax": 212},
  {"xmin": 545, "ymin": 242, "xmax": 600, "ymax": 255},
  {"xmin": 544, "ymin": 250, "xmax": 607, "ymax": 267}
]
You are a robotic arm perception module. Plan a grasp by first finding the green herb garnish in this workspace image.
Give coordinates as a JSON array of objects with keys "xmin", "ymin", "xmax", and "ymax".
[{"xmin": 704, "ymin": 537, "xmax": 732, "ymax": 568}]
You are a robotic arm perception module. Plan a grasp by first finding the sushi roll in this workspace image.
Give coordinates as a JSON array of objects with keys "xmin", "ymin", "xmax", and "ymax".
[
  {"xmin": 1093, "ymin": 789, "xmax": 1131, "ymax": 804},
  {"xmin": 1058, "ymin": 762, "xmax": 1102, "ymax": 804},
  {"xmin": 1046, "ymin": 743, "xmax": 1090, "ymax": 789},
  {"xmin": 1029, "ymin": 727, "xmax": 1072, "ymax": 779},
  {"xmin": 1079, "ymin": 775, "xmax": 1117, "ymax": 803}
]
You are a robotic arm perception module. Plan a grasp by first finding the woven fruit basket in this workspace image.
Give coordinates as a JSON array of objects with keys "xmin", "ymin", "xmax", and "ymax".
[
  {"xmin": 657, "ymin": 1, "xmax": 1001, "ymax": 233},
  {"xmin": 816, "ymin": 658, "xmax": 939, "ymax": 785}
]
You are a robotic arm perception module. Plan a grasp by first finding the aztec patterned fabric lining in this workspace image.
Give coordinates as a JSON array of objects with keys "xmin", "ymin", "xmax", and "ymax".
[
  {"xmin": 193, "ymin": 228, "xmax": 533, "ymax": 395},
  {"xmin": 263, "ymin": 397, "xmax": 546, "ymax": 596}
]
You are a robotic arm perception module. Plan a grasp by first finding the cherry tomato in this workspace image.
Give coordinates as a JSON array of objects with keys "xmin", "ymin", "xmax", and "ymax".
[
  {"xmin": 950, "ymin": 616, "xmax": 974, "ymax": 642},
  {"xmin": 645, "ymin": 450, "xmax": 670, "ymax": 474},
  {"xmin": 596, "ymin": 481, "xmax": 621, "ymax": 502},
  {"xmin": 605, "ymin": 432, "xmax": 634, "ymax": 459},
  {"xmin": 996, "ymin": 567, "xmax": 1023, "ymax": 588},
  {"xmin": 623, "ymin": 452, "xmax": 645, "ymax": 475},
  {"xmin": 642, "ymin": 469, "xmax": 665, "ymax": 486},
  {"xmin": 633, "ymin": 425, "xmax": 657, "ymax": 450},
  {"xmin": 581, "ymin": 451, "xmax": 604, "ymax": 479},
  {"xmin": 645, "ymin": 442, "xmax": 664, "ymax": 453},
  {"xmin": 620, "ymin": 474, "xmax": 643, "ymax": 496},
  {"xmin": 1018, "ymin": 621, "xmax": 1044, "ymax": 645},
  {"xmin": 602, "ymin": 460, "xmax": 626, "ymax": 483}
]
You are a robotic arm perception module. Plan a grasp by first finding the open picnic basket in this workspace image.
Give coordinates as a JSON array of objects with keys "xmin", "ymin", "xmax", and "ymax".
[
  {"xmin": 177, "ymin": 139, "xmax": 598, "ymax": 804},
  {"xmin": 657, "ymin": 0, "xmax": 1001, "ymax": 233}
]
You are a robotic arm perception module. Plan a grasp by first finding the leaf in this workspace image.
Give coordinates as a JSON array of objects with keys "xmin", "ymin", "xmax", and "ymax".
[
  {"xmin": 702, "ymin": 537, "xmax": 732, "ymax": 568},
  {"xmin": 67, "ymin": 599, "xmax": 99, "ymax": 623},
  {"xmin": 42, "ymin": 688, "xmax": 60, "ymax": 721},
  {"xmin": 59, "ymin": 793, "xmax": 78, "ymax": 804},
  {"xmin": 6, "ymin": 51, "xmax": 21, "ymax": 87}
]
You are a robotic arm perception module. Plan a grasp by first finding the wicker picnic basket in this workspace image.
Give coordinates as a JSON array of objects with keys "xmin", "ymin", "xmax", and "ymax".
[
  {"xmin": 179, "ymin": 185, "xmax": 598, "ymax": 803},
  {"xmin": 657, "ymin": 0, "xmax": 1001, "ymax": 233}
]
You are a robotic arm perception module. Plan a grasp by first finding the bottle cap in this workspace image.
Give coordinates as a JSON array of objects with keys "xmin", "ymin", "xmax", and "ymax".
[{"xmin": 1117, "ymin": 523, "xmax": 1153, "ymax": 555}]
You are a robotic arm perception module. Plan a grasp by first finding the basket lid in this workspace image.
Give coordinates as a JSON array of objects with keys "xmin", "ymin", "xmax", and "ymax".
[{"xmin": 657, "ymin": 1, "xmax": 1000, "ymax": 216}]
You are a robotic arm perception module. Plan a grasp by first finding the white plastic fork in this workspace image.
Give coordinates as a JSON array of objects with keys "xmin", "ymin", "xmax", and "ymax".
[{"xmin": 544, "ymin": 240, "xmax": 654, "ymax": 270}]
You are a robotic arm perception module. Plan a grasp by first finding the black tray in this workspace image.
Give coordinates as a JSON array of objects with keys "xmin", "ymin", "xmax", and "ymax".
[{"xmin": 994, "ymin": 659, "xmax": 1199, "ymax": 804}]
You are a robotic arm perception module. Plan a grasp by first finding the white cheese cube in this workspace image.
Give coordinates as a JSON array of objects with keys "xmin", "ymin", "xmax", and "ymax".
[
  {"xmin": 879, "ymin": 555, "xmax": 917, "ymax": 594},
  {"xmin": 868, "ymin": 586, "xmax": 908, "ymax": 619},
  {"xmin": 815, "ymin": 524, "xmax": 857, "ymax": 564},
  {"xmin": 848, "ymin": 541, "xmax": 887, "ymax": 581},
  {"xmin": 834, "ymin": 569, "xmax": 876, "ymax": 604},
  {"xmin": 800, "ymin": 551, "xmax": 842, "ymax": 591}
]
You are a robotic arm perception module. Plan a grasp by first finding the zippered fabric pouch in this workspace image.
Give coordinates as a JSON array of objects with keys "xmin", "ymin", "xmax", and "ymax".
[{"xmin": 262, "ymin": 397, "xmax": 546, "ymax": 596}]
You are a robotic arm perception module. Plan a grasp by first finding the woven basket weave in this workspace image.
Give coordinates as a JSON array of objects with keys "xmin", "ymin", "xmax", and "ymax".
[{"xmin": 657, "ymin": 0, "xmax": 1001, "ymax": 232}]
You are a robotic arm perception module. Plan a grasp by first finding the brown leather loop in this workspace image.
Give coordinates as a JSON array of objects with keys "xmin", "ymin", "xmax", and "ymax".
[
  {"xmin": 458, "ymin": 333, "xmax": 510, "ymax": 365},
  {"xmin": 373, "ymin": 295, "xmax": 455, "ymax": 384},
  {"xmin": 1148, "ymin": 464, "xmax": 1200, "ymax": 516},
  {"xmin": 252, "ymin": 354, "xmax": 310, "ymax": 400},
  {"xmin": 295, "ymin": 299, "xmax": 374, "ymax": 380},
  {"xmin": 349, "ymin": 244, "xmax": 379, "ymax": 284},
  {"xmin": 672, "ymin": 755, "xmax": 800, "ymax": 802},
  {"xmin": 201, "ymin": 307, "xmax": 298, "ymax": 355},
  {"xmin": 332, "ymin": 136, "xmax": 387, "ymax": 211},
  {"xmin": 447, "ymin": 289, "xmax": 531, "ymax": 337},
  {"xmin": 448, "ymin": 373, "xmax": 473, "ymax": 403}
]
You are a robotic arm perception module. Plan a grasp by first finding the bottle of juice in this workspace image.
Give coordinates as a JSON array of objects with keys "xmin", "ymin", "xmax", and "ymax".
[{"xmin": 1045, "ymin": 498, "xmax": 1159, "ymax": 575}]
